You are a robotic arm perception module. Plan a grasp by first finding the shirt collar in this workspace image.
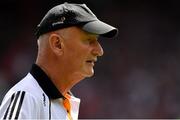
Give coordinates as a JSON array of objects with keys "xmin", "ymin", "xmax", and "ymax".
[{"xmin": 30, "ymin": 64, "xmax": 63, "ymax": 99}]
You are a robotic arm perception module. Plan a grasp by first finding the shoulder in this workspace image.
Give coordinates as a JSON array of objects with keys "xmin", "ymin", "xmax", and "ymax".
[
  {"xmin": 0, "ymin": 73, "xmax": 49, "ymax": 119},
  {"xmin": 0, "ymin": 90, "xmax": 44, "ymax": 119},
  {"xmin": 2, "ymin": 73, "xmax": 50, "ymax": 105},
  {"xmin": 6, "ymin": 73, "xmax": 46, "ymax": 99},
  {"xmin": 1, "ymin": 73, "xmax": 50, "ymax": 109}
]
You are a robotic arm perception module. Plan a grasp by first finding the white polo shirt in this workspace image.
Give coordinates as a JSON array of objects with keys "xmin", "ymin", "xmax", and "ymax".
[{"xmin": 0, "ymin": 64, "xmax": 80, "ymax": 119}]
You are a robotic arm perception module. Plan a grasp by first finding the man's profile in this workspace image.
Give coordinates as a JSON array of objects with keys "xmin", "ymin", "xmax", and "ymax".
[{"xmin": 0, "ymin": 2, "xmax": 118, "ymax": 119}]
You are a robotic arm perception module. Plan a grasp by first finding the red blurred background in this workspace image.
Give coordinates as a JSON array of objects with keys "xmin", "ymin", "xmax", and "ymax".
[{"xmin": 0, "ymin": 0, "xmax": 180, "ymax": 118}]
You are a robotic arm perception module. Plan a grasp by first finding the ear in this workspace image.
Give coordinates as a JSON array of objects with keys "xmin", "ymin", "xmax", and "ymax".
[{"xmin": 48, "ymin": 34, "xmax": 64, "ymax": 55}]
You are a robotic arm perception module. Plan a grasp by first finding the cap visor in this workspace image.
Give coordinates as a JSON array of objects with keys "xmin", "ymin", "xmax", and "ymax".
[{"xmin": 82, "ymin": 20, "xmax": 118, "ymax": 38}]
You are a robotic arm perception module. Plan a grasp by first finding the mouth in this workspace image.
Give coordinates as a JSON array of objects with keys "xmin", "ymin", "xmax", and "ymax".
[{"xmin": 86, "ymin": 59, "xmax": 97, "ymax": 66}]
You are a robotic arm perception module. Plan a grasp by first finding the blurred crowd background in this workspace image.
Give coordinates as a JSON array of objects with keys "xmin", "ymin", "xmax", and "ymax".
[{"xmin": 1, "ymin": 0, "xmax": 180, "ymax": 118}]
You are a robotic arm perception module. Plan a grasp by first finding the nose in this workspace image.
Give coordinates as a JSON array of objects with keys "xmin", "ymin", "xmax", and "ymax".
[{"xmin": 92, "ymin": 41, "xmax": 104, "ymax": 57}]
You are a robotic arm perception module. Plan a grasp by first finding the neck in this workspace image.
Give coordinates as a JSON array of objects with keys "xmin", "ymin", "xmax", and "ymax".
[{"xmin": 35, "ymin": 61, "xmax": 84, "ymax": 96}]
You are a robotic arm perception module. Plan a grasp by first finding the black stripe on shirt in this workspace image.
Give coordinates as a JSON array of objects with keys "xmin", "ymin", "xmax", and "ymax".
[
  {"xmin": 3, "ymin": 93, "xmax": 15, "ymax": 119},
  {"xmin": 49, "ymin": 98, "xmax": 51, "ymax": 120},
  {"xmin": 8, "ymin": 91, "xmax": 21, "ymax": 119},
  {"xmin": 14, "ymin": 91, "xmax": 25, "ymax": 119}
]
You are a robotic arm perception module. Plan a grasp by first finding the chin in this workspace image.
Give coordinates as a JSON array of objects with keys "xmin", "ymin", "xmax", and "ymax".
[
  {"xmin": 86, "ymin": 73, "xmax": 94, "ymax": 77},
  {"xmin": 85, "ymin": 71, "xmax": 94, "ymax": 77},
  {"xmin": 81, "ymin": 68, "xmax": 94, "ymax": 78}
]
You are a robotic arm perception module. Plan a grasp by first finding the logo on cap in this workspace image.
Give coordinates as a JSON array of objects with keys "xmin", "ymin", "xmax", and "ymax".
[{"xmin": 52, "ymin": 16, "xmax": 66, "ymax": 26}]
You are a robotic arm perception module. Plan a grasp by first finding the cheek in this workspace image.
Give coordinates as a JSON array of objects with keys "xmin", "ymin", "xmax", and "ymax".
[
  {"xmin": 72, "ymin": 51, "xmax": 90, "ymax": 70},
  {"xmin": 64, "ymin": 42, "xmax": 91, "ymax": 66},
  {"xmin": 73, "ymin": 52, "xmax": 86, "ymax": 65},
  {"xmin": 68, "ymin": 45, "xmax": 89, "ymax": 59},
  {"xmin": 65, "ymin": 49, "xmax": 86, "ymax": 66}
]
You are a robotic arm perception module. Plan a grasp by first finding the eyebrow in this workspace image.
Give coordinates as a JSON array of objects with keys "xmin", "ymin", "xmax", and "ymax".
[{"xmin": 86, "ymin": 32, "xmax": 99, "ymax": 38}]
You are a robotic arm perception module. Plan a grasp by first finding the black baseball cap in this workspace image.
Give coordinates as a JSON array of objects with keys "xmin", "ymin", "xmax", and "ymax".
[{"xmin": 35, "ymin": 2, "xmax": 118, "ymax": 38}]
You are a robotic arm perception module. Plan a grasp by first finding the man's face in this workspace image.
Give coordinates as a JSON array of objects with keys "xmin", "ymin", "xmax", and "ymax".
[{"xmin": 61, "ymin": 27, "xmax": 104, "ymax": 78}]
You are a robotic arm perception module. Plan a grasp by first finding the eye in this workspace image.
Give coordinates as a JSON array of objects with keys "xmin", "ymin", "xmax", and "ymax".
[{"xmin": 82, "ymin": 39, "xmax": 94, "ymax": 45}]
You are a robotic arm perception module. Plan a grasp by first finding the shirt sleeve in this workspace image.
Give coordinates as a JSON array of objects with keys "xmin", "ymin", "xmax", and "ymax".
[{"xmin": 0, "ymin": 90, "xmax": 41, "ymax": 119}]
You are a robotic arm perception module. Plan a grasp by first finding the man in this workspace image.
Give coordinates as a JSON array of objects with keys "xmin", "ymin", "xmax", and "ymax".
[{"xmin": 0, "ymin": 2, "xmax": 118, "ymax": 119}]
